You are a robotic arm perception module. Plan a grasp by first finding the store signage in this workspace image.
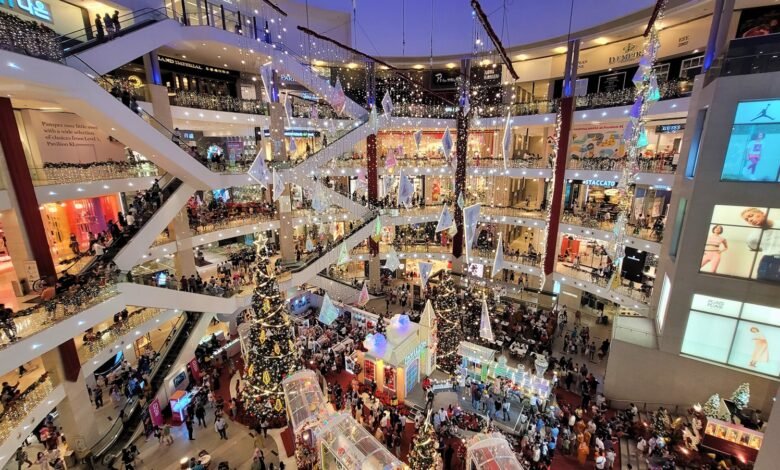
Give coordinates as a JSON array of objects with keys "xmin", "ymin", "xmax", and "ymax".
[
  {"xmin": 404, "ymin": 341, "xmax": 427, "ymax": 365},
  {"xmin": 471, "ymin": 65, "xmax": 502, "ymax": 87},
  {"xmin": 608, "ymin": 42, "xmax": 642, "ymax": 65},
  {"xmin": 583, "ymin": 179, "xmax": 617, "ymax": 187},
  {"xmin": 430, "ymin": 69, "xmax": 459, "ymax": 90},
  {"xmin": 148, "ymin": 399, "xmax": 164, "ymax": 426},
  {"xmin": 655, "ymin": 124, "xmax": 685, "ymax": 134},
  {"xmin": 159, "ymin": 55, "xmax": 232, "ymax": 76},
  {"xmin": 261, "ymin": 128, "xmax": 320, "ymax": 138},
  {"xmin": 0, "ymin": 0, "xmax": 52, "ymax": 23}
]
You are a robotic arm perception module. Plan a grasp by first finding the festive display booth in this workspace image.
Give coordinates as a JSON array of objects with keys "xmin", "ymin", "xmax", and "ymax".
[
  {"xmin": 459, "ymin": 342, "xmax": 552, "ymax": 403},
  {"xmin": 282, "ymin": 369, "xmax": 332, "ymax": 465},
  {"xmin": 317, "ymin": 413, "xmax": 407, "ymax": 470},
  {"xmin": 702, "ymin": 418, "xmax": 763, "ymax": 463},
  {"xmin": 466, "ymin": 433, "xmax": 526, "ymax": 470},
  {"xmin": 356, "ymin": 313, "xmax": 433, "ymax": 401}
]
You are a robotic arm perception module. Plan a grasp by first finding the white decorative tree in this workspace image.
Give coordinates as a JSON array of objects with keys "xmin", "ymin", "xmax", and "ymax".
[
  {"xmin": 702, "ymin": 394, "xmax": 722, "ymax": 419},
  {"xmin": 731, "ymin": 383, "xmax": 750, "ymax": 410}
]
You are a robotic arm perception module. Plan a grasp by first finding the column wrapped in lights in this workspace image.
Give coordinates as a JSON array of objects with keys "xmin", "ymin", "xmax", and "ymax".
[
  {"xmin": 539, "ymin": 108, "xmax": 563, "ymax": 288},
  {"xmin": 610, "ymin": 0, "xmax": 667, "ymax": 287}
]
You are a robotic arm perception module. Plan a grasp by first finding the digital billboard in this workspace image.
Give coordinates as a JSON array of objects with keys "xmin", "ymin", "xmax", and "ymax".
[{"xmin": 721, "ymin": 100, "xmax": 780, "ymax": 182}]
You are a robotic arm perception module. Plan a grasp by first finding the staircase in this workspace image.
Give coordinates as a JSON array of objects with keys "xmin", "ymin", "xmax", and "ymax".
[{"xmin": 94, "ymin": 311, "xmax": 202, "ymax": 465}]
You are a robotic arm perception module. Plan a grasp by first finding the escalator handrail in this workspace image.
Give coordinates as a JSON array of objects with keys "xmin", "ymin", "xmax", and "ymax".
[{"xmin": 57, "ymin": 7, "xmax": 171, "ymax": 51}]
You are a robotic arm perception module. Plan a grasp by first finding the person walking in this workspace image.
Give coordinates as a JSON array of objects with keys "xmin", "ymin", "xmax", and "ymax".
[
  {"xmin": 185, "ymin": 415, "xmax": 195, "ymax": 440},
  {"xmin": 215, "ymin": 416, "xmax": 228, "ymax": 439},
  {"xmin": 15, "ymin": 447, "xmax": 32, "ymax": 469},
  {"xmin": 195, "ymin": 403, "xmax": 206, "ymax": 427},
  {"xmin": 94, "ymin": 14, "xmax": 104, "ymax": 41},
  {"xmin": 104, "ymin": 12, "xmax": 114, "ymax": 39}
]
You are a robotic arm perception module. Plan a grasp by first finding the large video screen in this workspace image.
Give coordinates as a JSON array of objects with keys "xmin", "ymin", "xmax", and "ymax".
[
  {"xmin": 700, "ymin": 205, "xmax": 780, "ymax": 283},
  {"xmin": 721, "ymin": 100, "xmax": 780, "ymax": 182},
  {"xmin": 681, "ymin": 294, "xmax": 780, "ymax": 377}
]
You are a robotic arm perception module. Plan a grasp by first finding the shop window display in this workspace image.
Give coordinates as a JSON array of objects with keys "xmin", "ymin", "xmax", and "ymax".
[
  {"xmin": 700, "ymin": 205, "xmax": 780, "ymax": 283},
  {"xmin": 682, "ymin": 294, "xmax": 780, "ymax": 377},
  {"xmin": 721, "ymin": 99, "xmax": 780, "ymax": 182}
]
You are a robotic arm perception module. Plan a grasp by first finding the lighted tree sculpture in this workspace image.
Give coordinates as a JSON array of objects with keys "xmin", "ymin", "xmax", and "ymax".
[{"xmin": 434, "ymin": 271, "xmax": 464, "ymax": 375}]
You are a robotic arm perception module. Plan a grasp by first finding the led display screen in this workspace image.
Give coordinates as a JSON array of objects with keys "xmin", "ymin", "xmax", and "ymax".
[
  {"xmin": 700, "ymin": 205, "xmax": 780, "ymax": 283},
  {"xmin": 721, "ymin": 100, "xmax": 780, "ymax": 182},
  {"xmin": 681, "ymin": 294, "xmax": 780, "ymax": 377}
]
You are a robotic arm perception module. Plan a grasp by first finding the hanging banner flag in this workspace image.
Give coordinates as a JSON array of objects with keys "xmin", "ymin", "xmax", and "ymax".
[
  {"xmin": 418, "ymin": 262, "xmax": 434, "ymax": 289},
  {"xmin": 382, "ymin": 90, "xmax": 394, "ymax": 116},
  {"xmin": 305, "ymin": 237, "xmax": 314, "ymax": 252},
  {"xmin": 461, "ymin": 92, "xmax": 471, "ymax": 117},
  {"xmin": 369, "ymin": 104, "xmax": 379, "ymax": 133},
  {"xmin": 479, "ymin": 298, "xmax": 494, "ymax": 341},
  {"xmin": 463, "ymin": 203, "xmax": 481, "ymax": 261},
  {"xmin": 311, "ymin": 105, "xmax": 319, "ymax": 120},
  {"xmin": 414, "ymin": 129, "xmax": 422, "ymax": 150},
  {"xmin": 356, "ymin": 282, "xmax": 370, "ymax": 306},
  {"xmin": 385, "ymin": 150, "xmax": 398, "ymax": 170},
  {"xmin": 492, "ymin": 232, "xmax": 506, "ymax": 277},
  {"xmin": 332, "ymin": 77, "xmax": 347, "ymax": 115},
  {"xmin": 502, "ymin": 111, "xmax": 512, "ymax": 170},
  {"xmin": 447, "ymin": 224, "xmax": 458, "ymax": 237},
  {"xmin": 371, "ymin": 217, "xmax": 382, "ymax": 242},
  {"xmin": 337, "ymin": 241, "xmax": 351, "ymax": 266},
  {"xmin": 248, "ymin": 147, "xmax": 270, "ymax": 186},
  {"xmin": 385, "ymin": 247, "xmax": 401, "ymax": 271},
  {"xmin": 288, "ymin": 136, "xmax": 297, "ymax": 154},
  {"xmin": 259, "ymin": 63, "xmax": 274, "ymax": 104},
  {"xmin": 397, "ymin": 171, "xmax": 414, "ymax": 208},
  {"xmin": 435, "ymin": 205, "xmax": 454, "ymax": 233},
  {"xmin": 311, "ymin": 185, "xmax": 328, "ymax": 213},
  {"xmin": 383, "ymin": 175, "xmax": 394, "ymax": 195},
  {"xmin": 441, "ymin": 127, "xmax": 453, "ymax": 159},
  {"xmin": 457, "ymin": 192, "xmax": 465, "ymax": 209},
  {"xmin": 318, "ymin": 293, "xmax": 340, "ymax": 325},
  {"xmin": 272, "ymin": 168, "xmax": 284, "ymax": 201}
]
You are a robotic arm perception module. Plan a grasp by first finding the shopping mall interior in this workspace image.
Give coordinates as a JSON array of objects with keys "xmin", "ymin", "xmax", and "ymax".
[{"xmin": 0, "ymin": 0, "xmax": 778, "ymax": 468}]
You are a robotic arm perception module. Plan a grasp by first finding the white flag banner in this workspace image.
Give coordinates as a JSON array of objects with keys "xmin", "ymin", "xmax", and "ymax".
[
  {"xmin": 311, "ymin": 185, "xmax": 328, "ymax": 213},
  {"xmin": 461, "ymin": 92, "xmax": 471, "ymax": 117},
  {"xmin": 463, "ymin": 203, "xmax": 481, "ymax": 262},
  {"xmin": 337, "ymin": 241, "xmax": 351, "ymax": 266},
  {"xmin": 369, "ymin": 105, "xmax": 379, "ymax": 133},
  {"xmin": 318, "ymin": 293, "xmax": 340, "ymax": 325},
  {"xmin": 419, "ymin": 262, "xmax": 434, "ymax": 288},
  {"xmin": 441, "ymin": 127, "xmax": 453, "ymax": 159},
  {"xmin": 479, "ymin": 298, "xmax": 494, "ymax": 341},
  {"xmin": 248, "ymin": 147, "xmax": 271, "ymax": 186},
  {"xmin": 382, "ymin": 90, "xmax": 394, "ymax": 116},
  {"xmin": 284, "ymin": 93, "xmax": 294, "ymax": 126},
  {"xmin": 332, "ymin": 77, "xmax": 347, "ymax": 115},
  {"xmin": 356, "ymin": 282, "xmax": 370, "ymax": 306},
  {"xmin": 288, "ymin": 136, "xmax": 297, "ymax": 154},
  {"xmin": 311, "ymin": 105, "xmax": 319, "ymax": 120},
  {"xmin": 502, "ymin": 111, "xmax": 512, "ymax": 170},
  {"xmin": 492, "ymin": 232, "xmax": 506, "ymax": 277},
  {"xmin": 385, "ymin": 150, "xmax": 398, "ymax": 170},
  {"xmin": 305, "ymin": 237, "xmax": 314, "ymax": 252},
  {"xmin": 397, "ymin": 171, "xmax": 414, "ymax": 208},
  {"xmin": 435, "ymin": 205, "xmax": 454, "ymax": 233},
  {"xmin": 385, "ymin": 247, "xmax": 401, "ymax": 271},
  {"xmin": 413, "ymin": 129, "xmax": 423, "ymax": 150},
  {"xmin": 259, "ymin": 63, "xmax": 274, "ymax": 104},
  {"xmin": 272, "ymin": 168, "xmax": 284, "ymax": 201},
  {"xmin": 383, "ymin": 175, "xmax": 394, "ymax": 196},
  {"xmin": 457, "ymin": 192, "xmax": 465, "ymax": 209}
]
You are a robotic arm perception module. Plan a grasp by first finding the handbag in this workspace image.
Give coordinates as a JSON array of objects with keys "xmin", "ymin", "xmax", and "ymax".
[{"xmin": 757, "ymin": 255, "xmax": 780, "ymax": 282}]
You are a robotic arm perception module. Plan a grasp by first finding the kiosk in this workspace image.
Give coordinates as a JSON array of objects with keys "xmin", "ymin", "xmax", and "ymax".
[
  {"xmin": 317, "ymin": 413, "xmax": 407, "ymax": 470},
  {"xmin": 466, "ymin": 432, "xmax": 526, "ymax": 470}
]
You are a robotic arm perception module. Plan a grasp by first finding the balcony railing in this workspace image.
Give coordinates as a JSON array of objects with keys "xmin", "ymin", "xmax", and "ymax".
[
  {"xmin": 567, "ymin": 155, "xmax": 676, "ymax": 174},
  {"xmin": 29, "ymin": 161, "xmax": 160, "ymax": 186},
  {"xmin": 170, "ymin": 91, "xmax": 269, "ymax": 115},
  {"xmin": 561, "ymin": 212, "xmax": 664, "ymax": 243},
  {"xmin": 77, "ymin": 307, "xmax": 169, "ymax": 362},
  {"xmin": 0, "ymin": 375, "xmax": 55, "ymax": 443},
  {"xmin": 707, "ymin": 36, "xmax": 780, "ymax": 83}
]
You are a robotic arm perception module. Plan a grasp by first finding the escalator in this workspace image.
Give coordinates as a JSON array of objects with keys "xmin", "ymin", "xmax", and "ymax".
[{"xmin": 92, "ymin": 311, "xmax": 202, "ymax": 467}]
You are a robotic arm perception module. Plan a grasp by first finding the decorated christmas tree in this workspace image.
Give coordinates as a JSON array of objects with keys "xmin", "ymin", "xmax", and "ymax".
[
  {"xmin": 652, "ymin": 407, "xmax": 671, "ymax": 439},
  {"xmin": 434, "ymin": 271, "xmax": 464, "ymax": 375},
  {"xmin": 240, "ymin": 254, "xmax": 301, "ymax": 424},
  {"xmin": 407, "ymin": 415, "xmax": 443, "ymax": 470},
  {"xmin": 702, "ymin": 394, "xmax": 722, "ymax": 419},
  {"xmin": 731, "ymin": 382, "xmax": 750, "ymax": 410},
  {"xmin": 375, "ymin": 313, "xmax": 386, "ymax": 335}
]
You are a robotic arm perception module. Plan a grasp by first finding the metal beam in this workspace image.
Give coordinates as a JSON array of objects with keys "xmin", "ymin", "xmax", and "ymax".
[
  {"xmin": 470, "ymin": 0, "xmax": 519, "ymax": 81},
  {"xmin": 263, "ymin": 0, "xmax": 287, "ymax": 17}
]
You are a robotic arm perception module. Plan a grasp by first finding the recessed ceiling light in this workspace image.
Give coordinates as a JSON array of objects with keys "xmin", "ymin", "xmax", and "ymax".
[
  {"xmin": 593, "ymin": 37, "xmax": 609, "ymax": 45},
  {"xmin": 412, "ymin": 64, "xmax": 424, "ymax": 69},
  {"xmin": 553, "ymin": 46, "xmax": 568, "ymax": 54},
  {"xmin": 445, "ymin": 62, "xmax": 457, "ymax": 69}
]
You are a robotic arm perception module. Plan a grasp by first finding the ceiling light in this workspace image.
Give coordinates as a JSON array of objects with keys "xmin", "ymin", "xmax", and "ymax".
[
  {"xmin": 553, "ymin": 46, "xmax": 568, "ymax": 54},
  {"xmin": 479, "ymin": 59, "xmax": 491, "ymax": 66},
  {"xmin": 412, "ymin": 64, "xmax": 424, "ymax": 70},
  {"xmin": 516, "ymin": 54, "xmax": 528, "ymax": 61},
  {"xmin": 445, "ymin": 62, "xmax": 457, "ymax": 69},
  {"xmin": 593, "ymin": 37, "xmax": 609, "ymax": 45},
  {"xmin": 346, "ymin": 62, "xmax": 358, "ymax": 69}
]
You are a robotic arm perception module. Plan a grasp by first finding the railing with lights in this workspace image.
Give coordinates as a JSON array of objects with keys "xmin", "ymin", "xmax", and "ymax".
[
  {"xmin": 29, "ymin": 161, "xmax": 161, "ymax": 186},
  {"xmin": 170, "ymin": 90, "xmax": 269, "ymax": 115},
  {"xmin": 567, "ymin": 155, "xmax": 676, "ymax": 174},
  {"xmin": 76, "ymin": 307, "xmax": 171, "ymax": 362},
  {"xmin": 0, "ymin": 374, "xmax": 55, "ymax": 444},
  {"xmin": 561, "ymin": 212, "xmax": 664, "ymax": 243}
]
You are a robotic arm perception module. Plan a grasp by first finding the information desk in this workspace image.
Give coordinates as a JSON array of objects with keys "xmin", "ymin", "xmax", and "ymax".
[{"xmin": 170, "ymin": 386, "xmax": 201, "ymax": 424}]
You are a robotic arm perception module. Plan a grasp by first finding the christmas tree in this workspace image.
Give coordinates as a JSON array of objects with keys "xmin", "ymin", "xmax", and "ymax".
[
  {"xmin": 407, "ymin": 414, "xmax": 443, "ymax": 470},
  {"xmin": 731, "ymin": 383, "xmax": 750, "ymax": 410},
  {"xmin": 375, "ymin": 313, "xmax": 386, "ymax": 335},
  {"xmin": 702, "ymin": 394, "xmax": 722, "ymax": 419},
  {"xmin": 240, "ymin": 255, "xmax": 301, "ymax": 424},
  {"xmin": 652, "ymin": 407, "xmax": 671, "ymax": 439},
  {"xmin": 434, "ymin": 271, "xmax": 464, "ymax": 375}
]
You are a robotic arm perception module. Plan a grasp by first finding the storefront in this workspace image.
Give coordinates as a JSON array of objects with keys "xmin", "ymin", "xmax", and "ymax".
[
  {"xmin": 40, "ymin": 195, "xmax": 122, "ymax": 262},
  {"xmin": 377, "ymin": 130, "xmax": 496, "ymax": 159},
  {"xmin": 644, "ymin": 121, "xmax": 686, "ymax": 170},
  {"xmin": 355, "ymin": 313, "xmax": 432, "ymax": 401},
  {"xmin": 159, "ymin": 55, "xmax": 241, "ymax": 97}
]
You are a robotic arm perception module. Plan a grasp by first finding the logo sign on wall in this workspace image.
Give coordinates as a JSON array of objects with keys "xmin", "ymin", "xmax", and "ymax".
[
  {"xmin": 430, "ymin": 69, "xmax": 459, "ymax": 90},
  {"xmin": 655, "ymin": 124, "xmax": 685, "ymax": 134},
  {"xmin": 0, "ymin": 0, "xmax": 53, "ymax": 22},
  {"xmin": 608, "ymin": 42, "xmax": 642, "ymax": 65}
]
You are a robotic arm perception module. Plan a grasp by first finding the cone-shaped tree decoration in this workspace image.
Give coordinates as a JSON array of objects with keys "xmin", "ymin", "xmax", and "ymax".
[
  {"xmin": 434, "ymin": 271, "xmax": 464, "ymax": 374},
  {"xmin": 240, "ymin": 254, "xmax": 301, "ymax": 423},
  {"xmin": 408, "ymin": 413, "xmax": 443, "ymax": 470}
]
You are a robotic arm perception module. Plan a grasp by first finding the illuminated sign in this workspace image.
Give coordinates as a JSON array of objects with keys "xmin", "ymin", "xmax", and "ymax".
[
  {"xmin": 655, "ymin": 124, "xmax": 685, "ymax": 133},
  {"xmin": 261, "ymin": 129, "xmax": 321, "ymax": 138},
  {"xmin": 404, "ymin": 341, "xmax": 427, "ymax": 365},
  {"xmin": 608, "ymin": 42, "xmax": 642, "ymax": 65},
  {"xmin": 158, "ymin": 56, "xmax": 232, "ymax": 76},
  {"xmin": 1, "ymin": 0, "xmax": 52, "ymax": 22},
  {"xmin": 583, "ymin": 179, "xmax": 617, "ymax": 187}
]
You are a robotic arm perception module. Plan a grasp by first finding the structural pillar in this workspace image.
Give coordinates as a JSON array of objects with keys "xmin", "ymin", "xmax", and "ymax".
[
  {"xmin": 365, "ymin": 60, "xmax": 380, "ymax": 262},
  {"xmin": 143, "ymin": 52, "xmax": 175, "ymax": 135},
  {"xmin": 277, "ymin": 188, "xmax": 295, "ymax": 262},
  {"xmin": 42, "ymin": 343, "xmax": 100, "ymax": 449},
  {"xmin": 268, "ymin": 70, "xmax": 286, "ymax": 162},
  {"xmin": 755, "ymin": 387, "xmax": 780, "ymax": 470},
  {"xmin": 169, "ymin": 210, "xmax": 198, "ymax": 277},
  {"xmin": 0, "ymin": 97, "xmax": 57, "ymax": 285},
  {"xmin": 543, "ymin": 40, "xmax": 579, "ymax": 280},
  {"xmin": 452, "ymin": 58, "xmax": 471, "ymax": 264}
]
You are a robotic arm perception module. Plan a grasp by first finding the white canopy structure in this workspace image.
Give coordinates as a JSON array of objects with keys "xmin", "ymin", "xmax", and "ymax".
[
  {"xmin": 317, "ymin": 413, "xmax": 407, "ymax": 470},
  {"xmin": 466, "ymin": 432, "xmax": 526, "ymax": 470},
  {"xmin": 281, "ymin": 369, "xmax": 330, "ymax": 434}
]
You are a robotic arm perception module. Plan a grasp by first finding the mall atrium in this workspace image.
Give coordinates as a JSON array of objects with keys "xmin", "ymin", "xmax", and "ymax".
[{"xmin": 0, "ymin": 0, "xmax": 777, "ymax": 468}]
